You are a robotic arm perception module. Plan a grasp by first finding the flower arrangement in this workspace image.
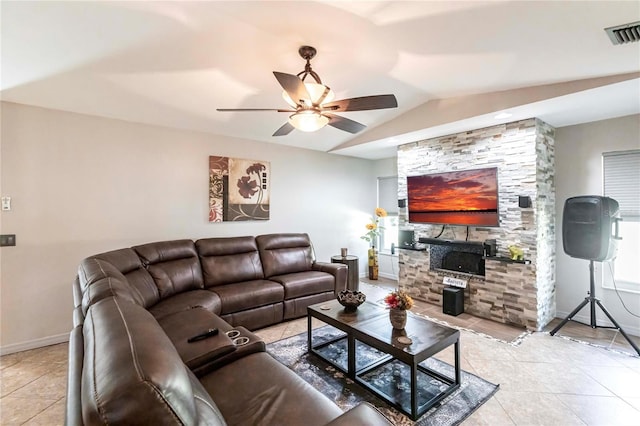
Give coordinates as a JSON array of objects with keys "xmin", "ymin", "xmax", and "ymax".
[
  {"xmin": 360, "ymin": 207, "xmax": 387, "ymax": 247},
  {"xmin": 384, "ymin": 290, "xmax": 414, "ymax": 311}
]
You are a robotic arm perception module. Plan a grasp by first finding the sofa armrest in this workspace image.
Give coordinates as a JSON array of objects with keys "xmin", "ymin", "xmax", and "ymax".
[
  {"xmin": 158, "ymin": 308, "xmax": 238, "ymax": 370},
  {"xmin": 193, "ymin": 326, "xmax": 266, "ymax": 376},
  {"xmin": 312, "ymin": 262, "xmax": 348, "ymax": 293},
  {"xmin": 65, "ymin": 326, "xmax": 84, "ymax": 426},
  {"xmin": 324, "ymin": 403, "xmax": 393, "ymax": 426}
]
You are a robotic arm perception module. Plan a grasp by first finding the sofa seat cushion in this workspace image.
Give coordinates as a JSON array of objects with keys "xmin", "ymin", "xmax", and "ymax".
[
  {"xmin": 187, "ymin": 369, "xmax": 228, "ymax": 426},
  {"xmin": 269, "ymin": 271, "xmax": 335, "ymax": 299},
  {"xmin": 220, "ymin": 304, "xmax": 283, "ymax": 331},
  {"xmin": 149, "ymin": 290, "xmax": 221, "ymax": 320},
  {"xmin": 211, "ymin": 280, "xmax": 284, "ymax": 314},
  {"xmin": 200, "ymin": 352, "xmax": 343, "ymax": 426},
  {"xmin": 325, "ymin": 403, "xmax": 393, "ymax": 426}
]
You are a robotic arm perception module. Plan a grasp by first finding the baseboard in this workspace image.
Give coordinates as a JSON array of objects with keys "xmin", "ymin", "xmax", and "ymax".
[
  {"xmin": 0, "ymin": 332, "xmax": 69, "ymax": 356},
  {"xmin": 359, "ymin": 272, "xmax": 398, "ymax": 281},
  {"xmin": 554, "ymin": 310, "xmax": 640, "ymax": 337},
  {"xmin": 378, "ymin": 271, "xmax": 398, "ymax": 281}
]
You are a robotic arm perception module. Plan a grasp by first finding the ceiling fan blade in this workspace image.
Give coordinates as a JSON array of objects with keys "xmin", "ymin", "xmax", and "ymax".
[
  {"xmin": 217, "ymin": 108, "xmax": 296, "ymax": 112},
  {"xmin": 273, "ymin": 71, "xmax": 311, "ymax": 105},
  {"xmin": 322, "ymin": 94, "xmax": 398, "ymax": 112},
  {"xmin": 325, "ymin": 113, "xmax": 366, "ymax": 134},
  {"xmin": 273, "ymin": 122, "xmax": 295, "ymax": 136}
]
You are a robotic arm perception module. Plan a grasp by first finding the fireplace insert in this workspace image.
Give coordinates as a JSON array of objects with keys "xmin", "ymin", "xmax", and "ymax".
[{"xmin": 442, "ymin": 251, "xmax": 485, "ymax": 275}]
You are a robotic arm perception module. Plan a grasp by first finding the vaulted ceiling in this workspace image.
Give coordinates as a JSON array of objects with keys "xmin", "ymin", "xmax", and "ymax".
[{"xmin": 2, "ymin": 1, "xmax": 639, "ymax": 159}]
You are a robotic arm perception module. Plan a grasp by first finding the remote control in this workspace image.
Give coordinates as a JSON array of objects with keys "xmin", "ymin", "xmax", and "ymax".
[{"xmin": 187, "ymin": 328, "xmax": 219, "ymax": 343}]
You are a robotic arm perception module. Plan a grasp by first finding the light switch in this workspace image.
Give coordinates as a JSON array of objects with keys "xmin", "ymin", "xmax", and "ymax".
[
  {"xmin": 0, "ymin": 234, "xmax": 16, "ymax": 246},
  {"xmin": 1, "ymin": 197, "xmax": 11, "ymax": 211}
]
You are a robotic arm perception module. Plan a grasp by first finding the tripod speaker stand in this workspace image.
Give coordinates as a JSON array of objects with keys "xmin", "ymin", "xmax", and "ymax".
[
  {"xmin": 549, "ymin": 260, "xmax": 640, "ymax": 356},
  {"xmin": 552, "ymin": 195, "xmax": 639, "ymax": 356}
]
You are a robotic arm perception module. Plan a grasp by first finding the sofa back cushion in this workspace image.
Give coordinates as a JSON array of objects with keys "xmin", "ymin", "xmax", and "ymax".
[
  {"xmin": 133, "ymin": 240, "xmax": 204, "ymax": 299},
  {"xmin": 81, "ymin": 297, "xmax": 225, "ymax": 425},
  {"xmin": 256, "ymin": 233, "xmax": 314, "ymax": 278},
  {"xmin": 92, "ymin": 248, "xmax": 160, "ymax": 308},
  {"xmin": 81, "ymin": 275, "xmax": 138, "ymax": 316},
  {"xmin": 77, "ymin": 256, "xmax": 124, "ymax": 291},
  {"xmin": 196, "ymin": 237, "xmax": 264, "ymax": 286},
  {"xmin": 77, "ymin": 257, "xmax": 141, "ymax": 313}
]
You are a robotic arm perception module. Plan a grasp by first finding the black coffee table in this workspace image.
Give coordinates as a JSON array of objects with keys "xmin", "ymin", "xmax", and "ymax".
[{"xmin": 307, "ymin": 299, "xmax": 460, "ymax": 420}]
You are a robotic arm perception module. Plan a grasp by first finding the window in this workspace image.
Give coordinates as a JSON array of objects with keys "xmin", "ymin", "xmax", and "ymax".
[
  {"xmin": 377, "ymin": 176, "xmax": 398, "ymax": 254},
  {"xmin": 602, "ymin": 150, "xmax": 640, "ymax": 293},
  {"xmin": 379, "ymin": 215, "xmax": 399, "ymax": 252}
]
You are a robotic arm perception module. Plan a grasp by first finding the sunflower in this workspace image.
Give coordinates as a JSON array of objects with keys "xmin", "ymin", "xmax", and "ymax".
[{"xmin": 361, "ymin": 208, "xmax": 386, "ymax": 247}]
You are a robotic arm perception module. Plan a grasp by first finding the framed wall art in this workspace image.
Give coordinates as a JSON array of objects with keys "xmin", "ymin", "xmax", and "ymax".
[{"xmin": 209, "ymin": 156, "xmax": 270, "ymax": 222}]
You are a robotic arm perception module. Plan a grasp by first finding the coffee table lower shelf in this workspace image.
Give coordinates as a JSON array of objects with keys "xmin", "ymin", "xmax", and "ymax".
[{"xmin": 309, "ymin": 331, "xmax": 460, "ymax": 420}]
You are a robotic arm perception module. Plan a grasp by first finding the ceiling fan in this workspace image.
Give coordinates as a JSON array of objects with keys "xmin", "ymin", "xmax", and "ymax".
[{"xmin": 217, "ymin": 46, "xmax": 398, "ymax": 136}]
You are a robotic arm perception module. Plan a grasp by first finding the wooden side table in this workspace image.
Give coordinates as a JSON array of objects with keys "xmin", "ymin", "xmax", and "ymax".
[{"xmin": 330, "ymin": 255, "xmax": 359, "ymax": 291}]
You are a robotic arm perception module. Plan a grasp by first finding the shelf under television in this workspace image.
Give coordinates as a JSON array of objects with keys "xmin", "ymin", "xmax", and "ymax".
[
  {"xmin": 418, "ymin": 238, "xmax": 483, "ymax": 248},
  {"xmin": 483, "ymin": 256, "xmax": 531, "ymax": 265}
]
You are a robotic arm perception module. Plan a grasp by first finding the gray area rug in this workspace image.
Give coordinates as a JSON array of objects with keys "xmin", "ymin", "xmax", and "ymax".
[{"xmin": 266, "ymin": 326, "xmax": 499, "ymax": 425}]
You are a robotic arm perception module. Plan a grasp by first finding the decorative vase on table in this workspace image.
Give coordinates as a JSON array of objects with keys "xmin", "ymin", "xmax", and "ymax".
[
  {"xmin": 389, "ymin": 308, "xmax": 407, "ymax": 330},
  {"xmin": 368, "ymin": 247, "xmax": 379, "ymax": 280},
  {"xmin": 384, "ymin": 290, "xmax": 414, "ymax": 330}
]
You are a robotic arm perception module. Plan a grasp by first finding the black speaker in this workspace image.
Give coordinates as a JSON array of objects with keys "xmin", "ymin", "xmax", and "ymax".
[
  {"xmin": 398, "ymin": 230, "xmax": 415, "ymax": 247},
  {"xmin": 562, "ymin": 196, "xmax": 621, "ymax": 261},
  {"xmin": 518, "ymin": 195, "xmax": 532, "ymax": 208},
  {"xmin": 443, "ymin": 287, "xmax": 464, "ymax": 316},
  {"xmin": 483, "ymin": 239, "xmax": 497, "ymax": 257}
]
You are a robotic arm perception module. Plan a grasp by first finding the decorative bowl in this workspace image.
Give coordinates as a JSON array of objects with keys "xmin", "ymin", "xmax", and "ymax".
[{"xmin": 337, "ymin": 290, "xmax": 366, "ymax": 312}]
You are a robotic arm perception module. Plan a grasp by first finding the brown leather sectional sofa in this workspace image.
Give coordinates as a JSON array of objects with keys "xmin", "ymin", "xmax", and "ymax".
[{"xmin": 66, "ymin": 233, "xmax": 392, "ymax": 425}]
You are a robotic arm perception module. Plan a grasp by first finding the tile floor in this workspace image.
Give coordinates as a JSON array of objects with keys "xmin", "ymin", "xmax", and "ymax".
[{"xmin": 1, "ymin": 280, "xmax": 639, "ymax": 425}]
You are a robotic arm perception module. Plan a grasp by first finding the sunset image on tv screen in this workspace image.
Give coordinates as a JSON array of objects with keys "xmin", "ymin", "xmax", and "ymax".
[{"xmin": 407, "ymin": 167, "xmax": 499, "ymax": 226}]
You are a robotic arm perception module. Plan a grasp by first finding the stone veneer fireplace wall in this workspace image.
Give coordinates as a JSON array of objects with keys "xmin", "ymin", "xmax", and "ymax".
[{"xmin": 397, "ymin": 118, "xmax": 556, "ymax": 331}]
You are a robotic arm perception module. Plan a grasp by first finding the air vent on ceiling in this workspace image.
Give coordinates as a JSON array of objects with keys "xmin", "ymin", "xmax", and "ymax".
[{"xmin": 605, "ymin": 21, "xmax": 640, "ymax": 45}]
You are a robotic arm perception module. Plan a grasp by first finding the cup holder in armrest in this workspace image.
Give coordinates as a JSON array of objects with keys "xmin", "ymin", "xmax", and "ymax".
[
  {"xmin": 225, "ymin": 330, "xmax": 241, "ymax": 339},
  {"xmin": 193, "ymin": 326, "xmax": 267, "ymax": 377},
  {"xmin": 232, "ymin": 336, "xmax": 250, "ymax": 346}
]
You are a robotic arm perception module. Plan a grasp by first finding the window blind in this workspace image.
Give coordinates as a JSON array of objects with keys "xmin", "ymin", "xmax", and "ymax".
[
  {"xmin": 603, "ymin": 150, "xmax": 640, "ymax": 220},
  {"xmin": 378, "ymin": 176, "xmax": 398, "ymax": 214}
]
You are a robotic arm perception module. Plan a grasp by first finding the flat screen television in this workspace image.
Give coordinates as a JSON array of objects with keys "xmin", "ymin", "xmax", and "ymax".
[{"xmin": 407, "ymin": 167, "xmax": 499, "ymax": 227}]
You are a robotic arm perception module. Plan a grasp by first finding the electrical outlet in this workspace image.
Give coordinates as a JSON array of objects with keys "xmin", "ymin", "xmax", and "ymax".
[{"xmin": 0, "ymin": 234, "xmax": 16, "ymax": 246}]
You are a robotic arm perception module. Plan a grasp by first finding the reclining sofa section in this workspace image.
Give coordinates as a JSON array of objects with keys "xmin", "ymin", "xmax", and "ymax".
[{"xmin": 67, "ymin": 233, "xmax": 393, "ymax": 425}]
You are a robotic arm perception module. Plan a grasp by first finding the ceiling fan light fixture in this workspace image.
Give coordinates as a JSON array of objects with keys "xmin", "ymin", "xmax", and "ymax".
[
  {"xmin": 218, "ymin": 46, "xmax": 397, "ymax": 136},
  {"xmin": 288, "ymin": 111, "xmax": 329, "ymax": 132},
  {"xmin": 282, "ymin": 83, "xmax": 335, "ymax": 107}
]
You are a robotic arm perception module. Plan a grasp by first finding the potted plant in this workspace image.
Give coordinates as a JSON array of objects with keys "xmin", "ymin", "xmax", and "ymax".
[
  {"xmin": 360, "ymin": 207, "xmax": 387, "ymax": 279},
  {"xmin": 384, "ymin": 290, "xmax": 414, "ymax": 329}
]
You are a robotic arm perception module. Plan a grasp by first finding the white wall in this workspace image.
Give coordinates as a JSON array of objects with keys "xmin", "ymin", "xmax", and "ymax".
[
  {"xmin": 372, "ymin": 157, "xmax": 397, "ymax": 178},
  {"xmin": 555, "ymin": 114, "xmax": 640, "ymax": 336},
  {"xmin": 0, "ymin": 102, "xmax": 378, "ymax": 353}
]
